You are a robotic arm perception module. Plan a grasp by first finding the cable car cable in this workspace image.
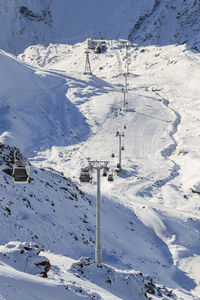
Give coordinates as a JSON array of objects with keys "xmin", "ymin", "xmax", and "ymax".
[{"xmin": 0, "ymin": 95, "xmax": 32, "ymax": 127}]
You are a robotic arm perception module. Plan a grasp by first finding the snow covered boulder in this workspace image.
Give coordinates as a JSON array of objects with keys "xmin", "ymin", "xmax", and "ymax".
[
  {"xmin": 191, "ymin": 182, "xmax": 200, "ymax": 195},
  {"xmin": 0, "ymin": 241, "xmax": 51, "ymax": 278}
]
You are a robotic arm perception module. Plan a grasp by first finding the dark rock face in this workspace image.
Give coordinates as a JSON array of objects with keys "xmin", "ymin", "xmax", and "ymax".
[
  {"xmin": 35, "ymin": 259, "xmax": 51, "ymax": 278},
  {"xmin": 19, "ymin": 6, "xmax": 52, "ymax": 23}
]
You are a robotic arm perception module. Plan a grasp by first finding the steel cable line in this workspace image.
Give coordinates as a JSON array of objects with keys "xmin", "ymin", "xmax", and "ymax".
[
  {"xmin": 0, "ymin": 95, "xmax": 32, "ymax": 127},
  {"xmin": 133, "ymin": 110, "xmax": 170, "ymax": 123}
]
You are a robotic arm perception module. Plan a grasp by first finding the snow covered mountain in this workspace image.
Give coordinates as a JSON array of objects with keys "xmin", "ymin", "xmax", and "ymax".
[
  {"xmin": 1, "ymin": 38, "xmax": 200, "ymax": 298},
  {"xmin": 1, "ymin": 0, "xmax": 200, "ymax": 299},
  {"xmin": 0, "ymin": 143, "xmax": 182, "ymax": 299},
  {"xmin": 1, "ymin": 0, "xmax": 200, "ymax": 55},
  {"xmin": 128, "ymin": 0, "xmax": 200, "ymax": 50}
]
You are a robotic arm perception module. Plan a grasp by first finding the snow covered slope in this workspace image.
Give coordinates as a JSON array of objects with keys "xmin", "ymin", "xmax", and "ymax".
[
  {"xmin": 15, "ymin": 39, "xmax": 200, "ymax": 299},
  {"xmin": 0, "ymin": 144, "xmax": 187, "ymax": 299},
  {"xmin": 1, "ymin": 0, "xmax": 200, "ymax": 55},
  {"xmin": 1, "ymin": 1, "xmax": 200, "ymax": 298},
  {"xmin": 0, "ymin": 49, "xmax": 89, "ymax": 155},
  {"xmin": 1, "ymin": 41, "xmax": 200, "ymax": 298}
]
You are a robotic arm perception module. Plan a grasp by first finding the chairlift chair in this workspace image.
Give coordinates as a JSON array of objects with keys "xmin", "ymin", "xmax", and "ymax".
[
  {"xmin": 12, "ymin": 161, "xmax": 30, "ymax": 184},
  {"xmin": 79, "ymin": 167, "xmax": 92, "ymax": 183}
]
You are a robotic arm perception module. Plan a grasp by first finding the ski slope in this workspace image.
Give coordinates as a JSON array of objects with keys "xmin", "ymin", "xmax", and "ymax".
[{"xmin": 0, "ymin": 38, "xmax": 200, "ymax": 299}]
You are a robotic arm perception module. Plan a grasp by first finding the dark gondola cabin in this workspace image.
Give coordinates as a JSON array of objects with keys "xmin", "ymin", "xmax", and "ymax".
[
  {"xmin": 79, "ymin": 167, "xmax": 92, "ymax": 183},
  {"xmin": 103, "ymin": 167, "xmax": 109, "ymax": 177},
  {"xmin": 117, "ymin": 163, "xmax": 121, "ymax": 169},
  {"xmin": 108, "ymin": 173, "xmax": 114, "ymax": 182},
  {"xmin": 103, "ymin": 169, "xmax": 107, "ymax": 177},
  {"xmin": 12, "ymin": 162, "xmax": 30, "ymax": 184}
]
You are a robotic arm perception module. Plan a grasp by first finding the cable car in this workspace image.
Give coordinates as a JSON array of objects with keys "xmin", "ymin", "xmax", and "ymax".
[
  {"xmin": 107, "ymin": 173, "xmax": 114, "ymax": 182},
  {"xmin": 79, "ymin": 167, "xmax": 92, "ymax": 183},
  {"xmin": 103, "ymin": 170, "xmax": 107, "ymax": 177},
  {"xmin": 103, "ymin": 166, "xmax": 109, "ymax": 177},
  {"xmin": 12, "ymin": 161, "xmax": 30, "ymax": 184}
]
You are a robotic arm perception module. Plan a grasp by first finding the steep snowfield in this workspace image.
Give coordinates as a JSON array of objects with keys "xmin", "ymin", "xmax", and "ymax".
[{"xmin": 0, "ymin": 49, "xmax": 89, "ymax": 155}]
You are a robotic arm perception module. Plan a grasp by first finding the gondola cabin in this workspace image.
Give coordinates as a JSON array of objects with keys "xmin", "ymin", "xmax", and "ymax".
[
  {"xmin": 12, "ymin": 162, "xmax": 30, "ymax": 184},
  {"xmin": 103, "ymin": 166, "xmax": 109, "ymax": 177},
  {"xmin": 79, "ymin": 167, "xmax": 92, "ymax": 183},
  {"xmin": 108, "ymin": 173, "xmax": 114, "ymax": 182},
  {"xmin": 103, "ymin": 169, "xmax": 107, "ymax": 177}
]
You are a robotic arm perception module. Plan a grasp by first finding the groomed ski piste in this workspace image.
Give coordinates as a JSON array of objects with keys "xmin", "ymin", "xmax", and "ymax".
[{"xmin": 0, "ymin": 39, "xmax": 200, "ymax": 299}]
